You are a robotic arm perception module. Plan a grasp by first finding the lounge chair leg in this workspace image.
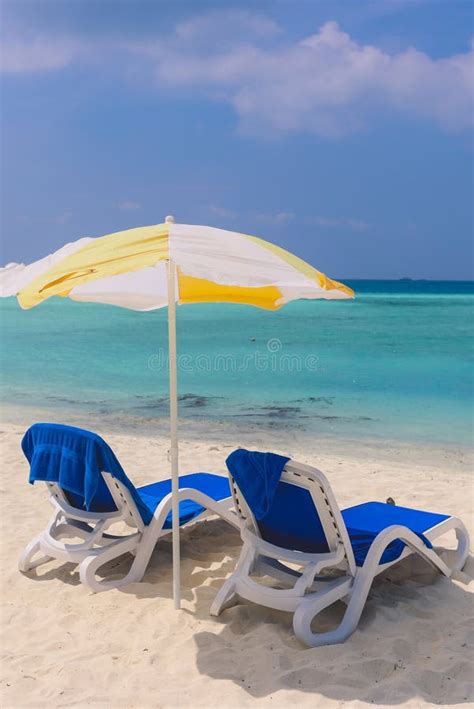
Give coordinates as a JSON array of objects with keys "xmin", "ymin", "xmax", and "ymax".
[
  {"xmin": 293, "ymin": 576, "xmax": 357, "ymax": 647},
  {"xmin": 79, "ymin": 535, "xmax": 144, "ymax": 592},
  {"xmin": 293, "ymin": 520, "xmax": 472, "ymax": 648},
  {"xmin": 453, "ymin": 523, "xmax": 470, "ymax": 572},
  {"xmin": 19, "ymin": 536, "xmax": 53, "ymax": 572},
  {"xmin": 210, "ymin": 576, "xmax": 238, "ymax": 616},
  {"xmin": 439, "ymin": 523, "xmax": 471, "ymax": 584},
  {"xmin": 211, "ymin": 542, "xmax": 262, "ymax": 616}
]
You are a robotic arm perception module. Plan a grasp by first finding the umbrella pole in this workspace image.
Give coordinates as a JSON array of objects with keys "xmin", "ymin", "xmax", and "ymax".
[{"xmin": 167, "ymin": 258, "xmax": 181, "ymax": 609}]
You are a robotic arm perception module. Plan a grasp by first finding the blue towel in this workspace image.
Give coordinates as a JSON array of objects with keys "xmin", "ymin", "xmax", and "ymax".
[
  {"xmin": 22, "ymin": 423, "xmax": 153, "ymax": 524},
  {"xmin": 226, "ymin": 448, "xmax": 290, "ymax": 520}
]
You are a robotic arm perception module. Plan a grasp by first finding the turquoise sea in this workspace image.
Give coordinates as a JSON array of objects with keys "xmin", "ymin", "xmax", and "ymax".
[{"xmin": 1, "ymin": 280, "xmax": 473, "ymax": 446}]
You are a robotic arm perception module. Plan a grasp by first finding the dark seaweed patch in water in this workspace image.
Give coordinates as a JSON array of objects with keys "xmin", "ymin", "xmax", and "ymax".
[
  {"xmin": 180, "ymin": 394, "xmax": 209, "ymax": 408},
  {"xmin": 234, "ymin": 405, "xmax": 306, "ymax": 420},
  {"xmin": 235, "ymin": 405, "xmax": 303, "ymax": 418},
  {"xmin": 293, "ymin": 396, "xmax": 334, "ymax": 406},
  {"xmin": 130, "ymin": 393, "xmax": 219, "ymax": 412},
  {"xmin": 132, "ymin": 396, "xmax": 169, "ymax": 411},
  {"xmin": 45, "ymin": 394, "xmax": 109, "ymax": 406},
  {"xmin": 230, "ymin": 406, "xmax": 376, "ymax": 426},
  {"xmin": 260, "ymin": 405, "xmax": 302, "ymax": 417}
]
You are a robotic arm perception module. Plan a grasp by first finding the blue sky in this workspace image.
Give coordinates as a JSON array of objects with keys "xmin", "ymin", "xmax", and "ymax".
[{"xmin": 1, "ymin": 0, "xmax": 473, "ymax": 279}]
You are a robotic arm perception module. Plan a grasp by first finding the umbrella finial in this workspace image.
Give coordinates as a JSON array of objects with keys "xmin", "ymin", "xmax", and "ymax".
[{"xmin": 165, "ymin": 215, "xmax": 175, "ymax": 224}]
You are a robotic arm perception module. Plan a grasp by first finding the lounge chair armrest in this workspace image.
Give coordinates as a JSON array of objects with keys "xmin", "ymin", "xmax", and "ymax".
[
  {"xmin": 49, "ymin": 495, "xmax": 123, "ymax": 523},
  {"xmin": 151, "ymin": 485, "xmax": 235, "ymax": 526},
  {"xmin": 363, "ymin": 524, "xmax": 453, "ymax": 578}
]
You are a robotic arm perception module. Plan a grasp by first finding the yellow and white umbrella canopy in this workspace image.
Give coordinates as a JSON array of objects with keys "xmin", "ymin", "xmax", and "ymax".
[
  {"xmin": 1, "ymin": 217, "xmax": 353, "ymax": 607},
  {"xmin": 6, "ymin": 218, "xmax": 353, "ymax": 310}
]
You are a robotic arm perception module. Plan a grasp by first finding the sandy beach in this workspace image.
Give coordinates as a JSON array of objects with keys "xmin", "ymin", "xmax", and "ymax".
[{"xmin": 1, "ymin": 413, "xmax": 472, "ymax": 708}]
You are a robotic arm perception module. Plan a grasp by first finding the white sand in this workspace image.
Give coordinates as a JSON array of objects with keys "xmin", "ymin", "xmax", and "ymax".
[{"xmin": 1, "ymin": 416, "xmax": 473, "ymax": 708}]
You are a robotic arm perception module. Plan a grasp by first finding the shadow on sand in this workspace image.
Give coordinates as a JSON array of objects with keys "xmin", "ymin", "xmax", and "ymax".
[{"xmin": 22, "ymin": 519, "xmax": 474, "ymax": 705}]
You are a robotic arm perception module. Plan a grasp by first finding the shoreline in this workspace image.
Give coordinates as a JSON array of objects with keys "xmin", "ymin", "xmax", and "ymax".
[{"xmin": 2, "ymin": 402, "xmax": 473, "ymax": 469}]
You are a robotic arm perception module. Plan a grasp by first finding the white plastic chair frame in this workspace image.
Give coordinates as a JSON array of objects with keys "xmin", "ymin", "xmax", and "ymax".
[
  {"xmin": 19, "ymin": 473, "xmax": 238, "ymax": 592},
  {"xmin": 210, "ymin": 460, "xmax": 470, "ymax": 647}
]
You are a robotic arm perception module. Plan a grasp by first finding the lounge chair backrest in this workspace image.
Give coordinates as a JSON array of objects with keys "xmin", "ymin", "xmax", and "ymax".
[
  {"xmin": 229, "ymin": 460, "xmax": 356, "ymax": 574},
  {"xmin": 22, "ymin": 423, "xmax": 151, "ymax": 529},
  {"xmin": 43, "ymin": 476, "xmax": 145, "ymax": 531},
  {"xmin": 101, "ymin": 473, "xmax": 145, "ymax": 530}
]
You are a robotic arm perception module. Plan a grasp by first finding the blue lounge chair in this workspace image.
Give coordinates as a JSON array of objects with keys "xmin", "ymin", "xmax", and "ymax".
[
  {"xmin": 211, "ymin": 453, "xmax": 471, "ymax": 646},
  {"xmin": 19, "ymin": 423, "xmax": 236, "ymax": 592}
]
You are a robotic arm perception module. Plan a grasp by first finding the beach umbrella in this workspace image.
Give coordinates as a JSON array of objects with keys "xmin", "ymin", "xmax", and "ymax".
[{"xmin": 1, "ymin": 216, "xmax": 354, "ymax": 607}]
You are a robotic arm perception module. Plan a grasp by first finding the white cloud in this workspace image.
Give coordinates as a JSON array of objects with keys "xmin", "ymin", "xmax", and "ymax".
[
  {"xmin": 254, "ymin": 212, "xmax": 367, "ymax": 230},
  {"xmin": 144, "ymin": 18, "xmax": 474, "ymax": 136},
  {"xmin": 0, "ymin": 36, "xmax": 80, "ymax": 73},
  {"xmin": 255, "ymin": 211, "xmax": 296, "ymax": 226},
  {"xmin": 1, "ymin": 14, "xmax": 472, "ymax": 137},
  {"xmin": 207, "ymin": 205, "xmax": 236, "ymax": 219},
  {"xmin": 118, "ymin": 200, "xmax": 141, "ymax": 211},
  {"xmin": 172, "ymin": 11, "xmax": 280, "ymax": 45},
  {"xmin": 308, "ymin": 216, "xmax": 369, "ymax": 232},
  {"xmin": 53, "ymin": 211, "xmax": 73, "ymax": 225},
  {"xmin": 207, "ymin": 206, "xmax": 294, "ymax": 226}
]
